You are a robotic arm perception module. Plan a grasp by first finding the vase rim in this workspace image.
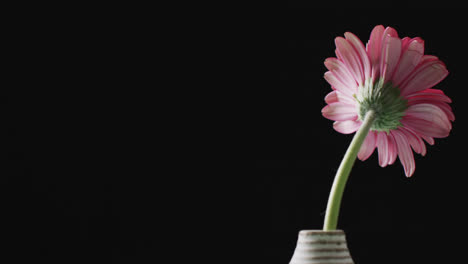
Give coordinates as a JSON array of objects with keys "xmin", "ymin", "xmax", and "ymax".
[{"xmin": 298, "ymin": 229, "xmax": 345, "ymax": 235}]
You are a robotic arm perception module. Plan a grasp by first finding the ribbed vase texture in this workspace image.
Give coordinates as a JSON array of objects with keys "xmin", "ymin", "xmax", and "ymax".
[{"xmin": 289, "ymin": 230, "xmax": 354, "ymax": 264}]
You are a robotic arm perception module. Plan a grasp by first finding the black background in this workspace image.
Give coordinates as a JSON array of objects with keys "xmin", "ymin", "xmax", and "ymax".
[{"xmin": 4, "ymin": 7, "xmax": 468, "ymax": 264}]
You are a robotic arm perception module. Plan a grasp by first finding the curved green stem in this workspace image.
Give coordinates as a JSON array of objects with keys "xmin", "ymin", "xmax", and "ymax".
[{"xmin": 323, "ymin": 110, "xmax": 376, "ymax": 231}]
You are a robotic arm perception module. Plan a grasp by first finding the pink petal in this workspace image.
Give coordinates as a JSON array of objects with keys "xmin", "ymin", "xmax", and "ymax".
[
  {"xmin": 380, "ymin": 35, "xmax": 402, "ymax": 82},
  {"xmin": 391, "ymin": 129, "xmax": 416, "ymax": 177},
  {"xmin": 402, "ymin": 120, "xmax": 450, "ymax": 138},
  {"xmin": 324, "ymin": 58, "xmax": 357, "ymax": 94},
  {"xmin": 423, "ymin": 88, "xmax": 442, "ymax": 93},
  {"xmin": 366, "ymin": 25, "xmax": 385, "ymax": 78},
  {"xmin": 406, "ymin": 89, "xmax": 454, "ymax": 121},
  {"xmin": 433, "ymin": 102, "xmax": 455, "ymax": 121},
  {"xmin": 375, "ymin": 131, "xmax": 398, "ymax": 167},
  {"xmin": 386, "ymin": 132, "xmax": 398, "ymax": 165},
  {"xmin": 324, "ymin": 90, "xmax": 356, "ymax": 105},
  {"xmin": 376, "ymin": 131, "xmax": 389, "ymax": 167},
  {"xmin": 398, "ymin": 126, "xmax": 426, "ymax": 156},
  {"xmin": 400, "ymin": 37, "xmax": 412, "ymax": 51},
  {"xmin": 333, "ymin": 120, "xmax": 362, "ymax": 134},
  {"xmin": 345, "ymin": 32, "xmax": 371, "ymax": 81},
  {"xmin": 392, "ymin": 37, "xmax": 424, "ymax": 86},
  {"xmin": 382, "ymin": 26, "xmax": 399, "ymax": 38},
  {"xmin": 324, "ymin": 91, "xmax": 338, "ymax": 104},
  {"xmin": 335, "ymin": 37, "xmax": 364, "ymax": 86},
  {"xmin": 324, "ymin": 71, "xmax": 356, "ymax": 97},
  {"xmin": 324, "ymin": 58, "xmax": 355, "ymax": 80},
  {"xmin": 322, "ymin": 103, "xmax": 358, "ymax": 121},
  {"xmin": 406, "ymin": 89, "xmax": 452, "ymax": 103},
  {"xmin": 402, "ymin": 103, "xmax": 451, "ymax": 138},
  {"xmin": 398, "ymin": 55, "xmax": 439, "ymax": 86},
  {"xmin": 406, "ymin": 103, "xmax": 452, "ymax": 130},
  {"xmin": 400, "ymin": 58, "xmax": 448, "ymax": 96},
  {"xmin": 421, "ymin": 135, "xmax": 434, "ymax": 145},
  {"xmin": 420, "ymin": 88, "xmax": 447, "ymax": 96},
  {"xmin": 407, "ymin": 99, "xmax": 455, "ymax": 122},
  {"xmin": 358, "ymin": 131, "xmax": 376, "ymax": 161}
]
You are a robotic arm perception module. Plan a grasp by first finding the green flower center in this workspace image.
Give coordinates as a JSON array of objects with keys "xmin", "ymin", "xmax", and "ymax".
[{"xmin": 355, "ymin": 78, "xmax": 408, "ymax": 132}]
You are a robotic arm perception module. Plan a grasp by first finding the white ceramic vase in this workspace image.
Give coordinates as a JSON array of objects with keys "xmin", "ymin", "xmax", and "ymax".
[{"xmin": 289, "ymin": 230, "xmax": 354, "ymax": 264}]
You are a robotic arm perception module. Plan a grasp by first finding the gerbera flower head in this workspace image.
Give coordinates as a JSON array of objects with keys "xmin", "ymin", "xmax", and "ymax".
[{"xmin": 322, "ymin": 25, "xmax": 454, "ymax": 177}]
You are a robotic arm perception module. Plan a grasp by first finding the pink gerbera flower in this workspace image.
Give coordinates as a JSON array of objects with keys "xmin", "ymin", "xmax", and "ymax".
[{"xmin": 321, "ymin": 25, "xmax": 454, "ymax": 177}]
